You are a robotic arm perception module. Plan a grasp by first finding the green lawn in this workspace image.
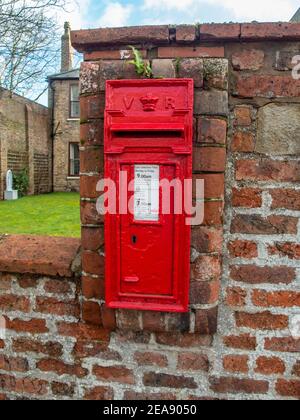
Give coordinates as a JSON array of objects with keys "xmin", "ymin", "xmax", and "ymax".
[{"xmin": 0, "ymin": 192, "xmax": 80, "ymax": 238}]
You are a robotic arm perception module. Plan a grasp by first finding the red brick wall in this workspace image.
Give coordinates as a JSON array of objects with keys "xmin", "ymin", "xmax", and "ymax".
[{"xmin": 0, "ymin": 23, "xmax": 300, "ymax": 400}]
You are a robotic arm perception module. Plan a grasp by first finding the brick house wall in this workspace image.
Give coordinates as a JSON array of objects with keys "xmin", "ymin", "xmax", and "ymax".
[
  {"xmin": 49, "ymin": 77, "xmax": 80, "ymax": 193},
  {"xmin": 0, "ymin": 89, "xmax": 51, "ymax": 199},
  {"xmin": 0, "ymin": 22, "xmax": 299, "ymax": 400}
]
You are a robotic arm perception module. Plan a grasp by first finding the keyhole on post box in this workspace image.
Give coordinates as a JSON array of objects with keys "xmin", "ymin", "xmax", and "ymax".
[{"xmin": 131, "ymin": 235, "xmax": 137, "ymax": 245}]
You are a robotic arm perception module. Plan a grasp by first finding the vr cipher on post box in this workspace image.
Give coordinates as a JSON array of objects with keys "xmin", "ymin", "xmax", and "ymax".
[{"xmin": 104, "ymin": 79, "xmax": 193, "ymax": 313}]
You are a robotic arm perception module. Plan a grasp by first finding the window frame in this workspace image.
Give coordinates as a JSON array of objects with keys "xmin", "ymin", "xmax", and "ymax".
[
  {"xmin": 69, "ymin": 83, "xmax": 80, "ymax": 119},
  {"xmin": 68, "ymin": 142, "xmax": 80, "ymax": 177}
]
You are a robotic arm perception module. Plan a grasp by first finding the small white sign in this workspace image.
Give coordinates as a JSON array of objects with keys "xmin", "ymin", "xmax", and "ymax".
[{"xmin": 134, "ymin": 165, "xmax": 160, "ymax": 222}]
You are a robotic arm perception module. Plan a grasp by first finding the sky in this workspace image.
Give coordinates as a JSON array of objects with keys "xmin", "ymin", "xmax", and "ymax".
[{"xmin": 60, "ymin": 0, "xmax": 300, "ymax": 30}]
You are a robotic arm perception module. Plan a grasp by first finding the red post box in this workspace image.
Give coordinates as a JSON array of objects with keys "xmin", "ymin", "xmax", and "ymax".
[{"xmin": 104, "ymin": 79, "xmax": 193, "ymax": 313}]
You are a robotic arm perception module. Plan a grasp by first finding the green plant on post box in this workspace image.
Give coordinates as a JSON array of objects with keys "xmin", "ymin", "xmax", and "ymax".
[{"xmin": 128, "ymin": 46, "xmax": 153, "ymax": 78}]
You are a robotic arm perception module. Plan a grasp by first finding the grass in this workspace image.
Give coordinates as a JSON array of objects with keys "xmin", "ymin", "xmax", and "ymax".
[{"xmin": 0, "ymin": 192, "xmax": 80, "ymax": 238}]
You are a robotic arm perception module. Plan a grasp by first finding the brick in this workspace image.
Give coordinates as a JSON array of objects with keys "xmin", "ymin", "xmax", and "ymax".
[
  {"xmin": 232, "ymin": 49, "xmax": 265, "ymax": 70},
  {"xmin": 194, "ymin": 307, "xmax": 218, "ymax": 335},
  {"xmin": 268, "ymin": 243, "xmax": 300, "ymax": 260},
  {"xmin": 158, "ymin": 46, "xmax": 224, "ymax": 58},
  {"xmin": 232, "ymin": 188, "xmax": 262, "ymax": 208},
  {"xmin": 37, "ymin": 359, "xmax": 88, "ymax": 378},
  {"xmin": 241, "ymin": 22, "xmax": 300, "ymax": 40},
  {"xmin": 57, "ymin": 322, "xmax": 110, "ymax": 341},
  {"xmin": 265, "ymin": 337, "xmax": 300, "ymax": 353},
  {"xmin": 193, "ymin": 147, "xmax": 226, "ymax": 172},
  {"xmin": 115, "ymin": 330, "xmax": 151, "ymax": 345},
  {"xmin": 0, "ymin": 355, "xmax": 29, "ymax": 373},
  {"xmin": 12, "ymin": 338, "xmax": 63, "ymax": 358},
  {"xmin": 203, "ymin": 59, "xmax": 228, "ymax": 90},
  {"xmin": 234, "ymin": 106, "xmax": 252, "ymax": 126},
  {"xmin": 80, "ymin": 147, "xmax": 104, "ymax": 173},
  {"xmin": 80, "ymin": 94, "xmax": 105, "ymax": 120},
  {"xmin": 0, "ymin": 274, "xmax": 13, "ymax": 290},
  {"xmin": 231, "ymin": 131, "xmax": 255, "ymax": 152},
  {"xmin": 236, "ymin": 74, "xmax": 300, "ymax": 98},
  {"xmin": 80, "ymin": 62, "xmax": 101, "ymax": 94},
  {"xmin": 152, "ymin": 59, "xmax": 176, "ymax": 78},
  {"xmin": 93, "ymin": 365, "xmax": 135, "ymax": 384},
  {"xmin": 191, "ymin": 255, "xmax": 221, "ymax": 282},
  {"xmin": 178, "ymin": 59, "xmax": 203, "ymax": 88},
  {"xmin": 165, "ymin": 313, "xmax": 190, "ymax": 333},
  {"xmin": 0, "ymin": 374, "xmax": 49, "ymax": 396},
  {"xmin": 98, "ymin": 60, "xmax": 138, "ymax": 90},
  {"xmin": 176, "ymin": 25, "xmax": 197, "ymax": 43},
  {"xmin": 101, "ymin": 305, "xmax": 116, "ymax": 330},
  {"xmin": 195, "ymin": 90, "xmax": 228, "ymax": 116},
  {"xmin": 117, "ymin": 309, "xmax": 141, "ymax": 331},
  {"xmin": 226, "ymin": 287, "xmax": 247, "ymax": 307},
  {"xmin": 135, "ymin": 352, "xmax": 168, "ymax": 368},
  {"xmin": 80, "ymin": 120, "xmax": 104, "ymax": 147},
  {"xmin": 191, "ymin": 226, "xmax": 223, "ymax": 253},
  {"xmin": 255, "ymin": 357, "xmax": 285, "ymax": 375},
  {"xmin": 190, "ymin": 279, "xmax": 220, "ymax": 305},
  {"xmin": 81, "ymin": 226, "xmax": 104, "ymax": 251},
  {"xmin": 6, "ymin": 318, "xmax": 48, "ymax": 334},
  {"xmin": 270, "ymin": 189, "xmax": 300, "ymax": 210},
  {"xmin": 82, "ymin": 250, "xmax": 104, "ymax": 276},
  {"xmin": 44, "ymin": 279, "xmax": 71, "ymax": 294},
  {"xmin": 73, "ymin": 340, "xmax": 108, "ymax": 358},
  {"xmin": 292, "ymin": 361, "xmax": 300, "ymax": 377},
  {"xmin": 200, "ymin": 23, "xmax": 241, "ymax": 40},
  {"xmin": 124, "ymin": 391, "xmax": 176, "ymax": 400},
  {"xmin": 0, "ymin": 294, "xmax": 30, "ymax": 313},
  {"xmin": 236, "ymin": 159, "xmax": 300, "ymax": 183},
  {"xmin": 228, "ymin": 240, "xmax": 258, "ymax": 259},
  {"xmin": 230, "ymin": 265, "xmax": 295, "ymax": 285},
  {"xmin": 203, "ymin": 201, "xmax": 224, "ymax": 226},
  {"xmin": 0, "ymin": 340, "xmax": 4, "ymax": 349},
  {"xmin": 252, "ymin": 290, "xmax": 300, "ymax": 308},
  {"xmin": 80, "ymin": 175, "xmax": 102, "ymax": 199},
  {"xmin": 51, "ymin": 382, "xmax": 75, "ymax": 397},
  {"xmin": 236, "ymin": 311, "xmax": 289, "ymax": 330},
  {"xmin": 155, "ymin": 333, "xmax": 212, "ymax": 348},
  {"xmin": 223, "ymin": 334, "xmax": 257, "ymax": 351},
  {"xmin": 81, "ymin": 201, "xmax": 104, "ymax": 225},
  {"xmin": 197, "ymin": 118, "xmax": 227, "ymax": 144},
  {"xmin": 82, "ymin": 301, "xmax": 102, "ymax": 325},
  {"xmin": 223, "ymin": 355, "xmax": 249, "ymax": 373},
  {"xmin": 84, "ymin": 49, "xmax": 147, "ymax": 61},
  {"xmin": 0, "ymin": 235, "xmax": 80, "ymax": 278},
  {"xmin": 177, "ymin": 353, "xmax": 209, "ymax": 372},
  {"xmin": 82, "ymin": 275, "xmax": 104, "ymax": 300},
  {"xmin": 210, "ymin": 377, "xmax": 269, "ymax": 394},
  {"xmin": 142, "ymin": 312, "xmax": 166, "ymax": 333},
  {"xmin": 35, "ymin": 296, "xmax": 80, "ymax": 318},
  {"xmin": 276, "ymin": 379, "xmax": 300, "ymax": 398},
  {"xmin": 143, "ymin": 372, "xmax": 197, "ymax": 389},
  {"xmin": 84, "ymin": 386, "xmax": 114, "ymax": 400},
  {"xmin": 72, "ymin": 26, "xmax": 170, "ymax": 50},
  {"xmin": 193, "ymin": 173, "xmax": 225, "ymax": 200},
  {"xmin": 17, "ymin": 276, "xmax": 38, "ymax": 289},
  {"xmin": 231, "ymin": 215, "xmax": 298, "ymax": 235},
  {"xmin": 274, "ymin": 50, "xmax": 297, "ymax": 71}
]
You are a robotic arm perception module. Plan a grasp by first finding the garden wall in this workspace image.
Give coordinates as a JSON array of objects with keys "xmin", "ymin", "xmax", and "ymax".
[
  {"xmin": 0, "ymin": 22, "xmax": 299, "ymax": 400},
  {"xmin": 0, "ymin": 90, "xmax": 51, "ymax": 199}
]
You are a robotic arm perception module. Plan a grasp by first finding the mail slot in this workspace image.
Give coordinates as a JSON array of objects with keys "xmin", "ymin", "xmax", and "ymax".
[{"xmin": 104, "ymin": 79, "xmax": 193, "ymax": 313}]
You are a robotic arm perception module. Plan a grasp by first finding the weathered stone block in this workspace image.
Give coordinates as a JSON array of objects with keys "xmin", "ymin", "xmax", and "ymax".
[
  {"xmin": 152, "ymin": 59, "xmax": 176, "ymax": 78},
  {"xmin": 195, "ymin": 90, "xmax": 228, "ymax": 116},
  {"xmin": 178, "ymin": 59, "xmax": 203, "ymax": 87},
  {"xmin": 256, "ymin": 104, "xmax": 300, "ymax": 155},
  {"xmin": 204, "ymin": 59, "xmax": 228, "ymax": 90}
]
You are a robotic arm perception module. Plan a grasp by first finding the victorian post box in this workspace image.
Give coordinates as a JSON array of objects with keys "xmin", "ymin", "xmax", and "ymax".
[{"xmin": 104, "ymin": 79, "xmax": 193, "ymax": 313}]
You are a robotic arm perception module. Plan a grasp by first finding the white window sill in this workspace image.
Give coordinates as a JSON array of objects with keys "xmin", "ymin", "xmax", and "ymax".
[{"xmin": 67, "ymin": 118, "xmax": 80, "ymax": 122}]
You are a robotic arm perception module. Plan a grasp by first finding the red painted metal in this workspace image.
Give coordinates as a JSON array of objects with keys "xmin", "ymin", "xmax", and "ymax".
[{"xmin": 104, "ymin": 79, "xmax": 193, "ymax": 313}]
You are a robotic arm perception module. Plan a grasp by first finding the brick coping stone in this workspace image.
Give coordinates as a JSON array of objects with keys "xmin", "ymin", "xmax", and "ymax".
[
  {"xmin": 71, "ymin": 22, "xmax": 300, "ymax": 51},
  {"xmin": 0, "ymin": 235, "xmax": 80, "ymax": 277}
]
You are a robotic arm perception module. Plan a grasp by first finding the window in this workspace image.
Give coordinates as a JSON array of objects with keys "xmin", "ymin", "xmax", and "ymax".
[
  {"xmin": 70, "ymin": 84, "xmax": 79, "ymax": 118},
  {"xmin": 69, "ymin": 143, "xmax": 80, "ymax": 176}
]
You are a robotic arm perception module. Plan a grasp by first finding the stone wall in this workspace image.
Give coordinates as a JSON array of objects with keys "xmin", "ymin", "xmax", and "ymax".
[
  {"xmin": 0, "ymin": 89, "xmax": 51, "ymax": 198},
  {"xmin": 50, "ymin": 79, "xmax": 80, "ymax": 193}
]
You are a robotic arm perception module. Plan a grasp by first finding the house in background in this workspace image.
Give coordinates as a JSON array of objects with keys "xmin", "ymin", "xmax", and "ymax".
[{"xmin": 48, "ymin": 22, "xmax": 80, "ymax": 193}]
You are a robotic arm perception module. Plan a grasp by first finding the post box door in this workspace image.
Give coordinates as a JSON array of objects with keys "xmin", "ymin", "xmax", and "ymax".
[{"xmin": 120, "ymin": 163, "xmax": 176, "ymax": 297}]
